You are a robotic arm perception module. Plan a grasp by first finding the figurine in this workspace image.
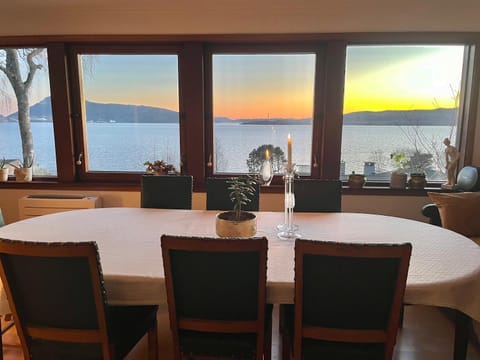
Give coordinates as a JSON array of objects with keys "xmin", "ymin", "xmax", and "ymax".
[{"xmin": 441, "ymin": 138, "xmax": 459, "ymax": 190}]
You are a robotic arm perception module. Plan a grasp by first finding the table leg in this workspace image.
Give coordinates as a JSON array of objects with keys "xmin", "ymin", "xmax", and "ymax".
[{"xmin": 454, "ymin": 310, "xmax": 470, "ymax": 360}]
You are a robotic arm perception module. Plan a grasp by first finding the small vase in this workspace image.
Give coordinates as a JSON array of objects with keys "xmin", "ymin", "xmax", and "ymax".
[
  {"xmin": 408, "ymin": 173, "xmax": 427, "ymax": 190},
  {"xmin": 348, "ymin": 174, "xmax": 366, "ymax": 188},
  {"xmin": 390, "ymin": 171, "xmax": 407, "ymax": 189},
  {"xmin": 0, "ymin": 168, "xmax": 8, "ymax": 182},
  {"xmin": 14, "ymin": 167, "xmax": 33, "ymax": 182}
]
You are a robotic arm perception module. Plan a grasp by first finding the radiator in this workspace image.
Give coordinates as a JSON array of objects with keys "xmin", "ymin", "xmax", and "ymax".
[{"xmin": 18, "ymin": 194, "xmax": 102, "ymax": 220}]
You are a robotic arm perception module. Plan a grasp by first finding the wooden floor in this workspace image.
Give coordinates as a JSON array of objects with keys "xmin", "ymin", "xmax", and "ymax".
[{"xmin": 2, "ymin": 305, "xmax": 479, "ymax": 359}]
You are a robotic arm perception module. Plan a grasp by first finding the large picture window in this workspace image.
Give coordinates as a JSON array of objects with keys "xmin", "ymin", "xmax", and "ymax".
[
  {"xmin": 0, "ymin": 47, "xmax": 56, "ymax": 177},
  {"xmin": 211, "ymin": 53, "xmax": 316, "ymax": 176},
  {"xmin": 341, "ymin": 45, "xmax": 465, "ymax": 183},
  {"xmin": 76, "ymin": 52, "xmax": 180, "ymax": 173}
]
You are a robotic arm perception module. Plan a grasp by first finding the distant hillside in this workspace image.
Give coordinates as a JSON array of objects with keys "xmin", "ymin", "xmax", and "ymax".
[
  {"xmin": 343, "ymin": 108, "xmax": 457, "ymax": 126},
  {"xmin": 6, "ymin": 97, "xmax": 458, "ymax": 126}
]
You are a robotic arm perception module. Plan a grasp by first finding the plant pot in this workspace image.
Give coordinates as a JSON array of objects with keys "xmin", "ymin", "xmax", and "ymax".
[
  {"xmin": 390, "ymin": 171, "xmax": 407, "ymax": 189},
  {"xmin": 215, "ymin": 211, "xmax": 257, "ymax": 238},
  {"xmin": 0, "ymin": 168, "xmax": 8, "ymax": 182},
  {"xmin": 408, "ymin": 173, "xmax": 427, "ymax": 190},
  {"xmin": 348, "ymin": 174, "xmax": 366, "ymax": 188},
  {"xmin": 14, "ymin": 167, "xmax": 32, "ymax": 182}
]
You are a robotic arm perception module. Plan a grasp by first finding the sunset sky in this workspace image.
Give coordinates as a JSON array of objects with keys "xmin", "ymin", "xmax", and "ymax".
[{"xmin": 0, "ymin": 45, "xmax": 465, "ymax": 117}]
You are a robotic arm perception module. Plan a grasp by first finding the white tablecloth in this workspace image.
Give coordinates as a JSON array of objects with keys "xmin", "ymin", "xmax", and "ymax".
[{"xmin": 0, "ymin": 208, "xmax": 479, "ymax": 322}]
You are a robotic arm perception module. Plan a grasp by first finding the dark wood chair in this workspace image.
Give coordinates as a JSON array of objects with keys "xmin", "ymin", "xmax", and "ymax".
[
  {"xmin": 141, "ymin": 174, "xmax": 193, "ymax": 209},
  {"xmin": 206, "ymin": 177, "xmax": 260, "ymax": 211},
  {"xmin": 293, "ymin": 179, "xmax": 342, "ymax": 212},
  {"xmin": 0, "ymin": 239, "xmax": 158, "ymax": 360},
  {"xmin": 280, "ymin": 239, "xmax": 412, "ymax": 360},
  {"xmin": 161, "ymin": 235, "xmax": 272, "ymax": 360}
]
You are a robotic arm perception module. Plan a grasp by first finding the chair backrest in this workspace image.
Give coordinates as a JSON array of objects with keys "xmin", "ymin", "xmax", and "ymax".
[
  {"xmin": 141, "ymin": 175, "xmax": 193, "ymax": 209},
  {"xmin": 206, "ymin": 177, "xmax": 260, "ymax": 211},
  {"xmin": 293, "ymin": 179, "xmax": 342, "ymax": 212},
  {"xmin": 161, "ymin": 235, "xmax": 267, "ymax": 359},
  {"xmin": 294, "ymin": 239, "xmax": 411, "ymax": 360},
  {"xmin": 0, "ymin": 239, "xmax": 111, "ymax": 359}
]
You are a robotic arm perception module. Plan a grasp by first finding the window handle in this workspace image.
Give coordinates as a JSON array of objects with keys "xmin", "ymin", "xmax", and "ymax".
[
  {"xmin": 76, "ymin": 153, "xmax": 83, "ymax": 166},
  {"xmin": 207, "ymin": 154, "xmax": 213, "ymax": 167},
  {"xmin": 313, "ymin": 156, "xmax": 318, "ymax": 168}
]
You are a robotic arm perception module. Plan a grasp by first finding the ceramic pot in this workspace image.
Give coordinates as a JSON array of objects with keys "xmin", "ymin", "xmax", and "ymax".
[
  {"xmin": 348, "ymin": 174, "xmax": 366, "ymax": 188},
  {"xmin": 390, "ymin": 171, "xmax": 407, "ymax": 189},
  {"xmin": 0, "ymin": 168, "xmax": 8, "ymax": 182},
  {"xmin": 408, "ymin": 173, "xmax": 427, "ymax": 190},
  {"xmin": 14, "ymin": 167, "xmax": 32, "ymax": 182},
  {"xmin": 215, "ymin": 211, "xmax": 257, "ymax": 237}
]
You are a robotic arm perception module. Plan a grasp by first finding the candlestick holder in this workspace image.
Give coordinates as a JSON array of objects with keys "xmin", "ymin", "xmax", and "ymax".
[
  {"xmin": 259, "ymin": 158, "xmax": 273, "ymax": 186},
  {"xmin": 277, "ymin": 164, "xmax": 301, "ymax": 240}
]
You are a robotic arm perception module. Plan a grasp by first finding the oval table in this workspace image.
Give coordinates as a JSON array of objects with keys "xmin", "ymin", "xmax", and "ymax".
[{"xmin": 0, "ymin": 208, "xmax": 479, "ymax": 359}]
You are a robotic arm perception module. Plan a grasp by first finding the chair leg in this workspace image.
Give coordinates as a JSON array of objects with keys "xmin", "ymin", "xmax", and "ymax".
[
  {"xmin": 264, "ymin": 304, "xmax": 273, "ymax": 360},
  {"xmin": 148, "ymin": 317, "xmax": 158, "ymax": 360}
]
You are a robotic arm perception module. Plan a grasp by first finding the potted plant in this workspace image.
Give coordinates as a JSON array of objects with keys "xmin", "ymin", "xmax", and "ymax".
[
  {"xmin": 144, "ymin": 160, "xmax": 178, "ymax": 175},
  {"xmin": 0, "ymin": 158, "xmax": 9, "ymax": 182},
  {"xmin": 408, "ymin": 166, "xmax": 427, "ymax": 190},
  {"xmin": 348, "ymin": 171, "xmax": 366, "ymax": 188},
  {"xmin": 389, "ymin": 152, "xmax": 409, "ymax": 189},
  {"xmin": 215, "ymin": 175, "xmax": 258, "ymax": 237},
  {"xmin": 13, "ymin": 156, "xmax": 34, "ymax": 182}
]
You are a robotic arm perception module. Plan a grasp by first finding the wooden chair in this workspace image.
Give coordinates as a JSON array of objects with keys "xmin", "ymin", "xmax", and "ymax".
[
  {"xmin": 280, "ymin": 239, "xmax": 412, "ymax": 360},
  {"xmin": 293, "ymin": 179, "xmax": 342, "ymax": 212},
  {"xmin": 0, "ymin": 239, "xmax": 158, "ymax": 360},
  {"xmin": 206, "ymin": 177, "xmax": 260, "ymax": 211},
  {"xmin": 161, "ymin": 235, "xmax": 271, "ymax": 360},
  {"xmin": 141, "ymin": 174, "xmax": 193, "ymax": 209}
]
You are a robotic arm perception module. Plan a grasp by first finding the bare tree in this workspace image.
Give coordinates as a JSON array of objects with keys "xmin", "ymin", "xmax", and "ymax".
[{"xmin": 0, "ymin": 48, "xmax": 45, "ymax": 163}]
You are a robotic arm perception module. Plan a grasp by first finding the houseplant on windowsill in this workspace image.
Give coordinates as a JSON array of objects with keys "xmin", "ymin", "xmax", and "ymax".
[
  {"xmin": 13, "ymin": 156, "xmax": 34, "ymax": 182},
  {"xmin": 144, "ymin": 160, "xmax": 179, "ymax": 175},
  {"xmin": 408, "ymin": 166, "xmax": 427, "ymax": 190},
  {"xmin": 389, "ymin": 152, "xmax": 409, "ymax": 189},
  {"xmin": 215, "ymin": 175, "xmax": 258, "ymax": 237},
  {"xmin": 0, "ymin": 158, "xmax": 9, "ymax": 182},
  {"xmin": 348, "ymin": 171, "xmax": 366, "ymax": 188}
]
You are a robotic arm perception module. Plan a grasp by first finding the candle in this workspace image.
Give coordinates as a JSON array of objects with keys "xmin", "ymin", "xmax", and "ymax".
[
  {"xmin": 265, "ymin": 149, "xmax": 270, "ymax": 161},
  {"xmin": 287, "ymin": 133, "xmax": 292, "ymax": 170}
]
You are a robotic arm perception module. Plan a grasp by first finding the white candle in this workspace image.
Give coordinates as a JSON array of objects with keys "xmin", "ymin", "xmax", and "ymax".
[{"xmin": 287, "ymin": 133, "xmax": 292, "ymax": 170}]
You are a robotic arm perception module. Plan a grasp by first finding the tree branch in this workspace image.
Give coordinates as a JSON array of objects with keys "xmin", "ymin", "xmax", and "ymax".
[{"xmin": 24, "ymin": 48, "xmax": 44, "ymax": 89}]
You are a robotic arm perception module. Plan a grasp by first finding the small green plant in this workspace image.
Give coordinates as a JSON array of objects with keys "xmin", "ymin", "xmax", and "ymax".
[
  {"xmin": 227, "ymin": 175, "xmax": 258, "ymax": 221},
  {"xmin": 22, "ymin": 155, "xmax": 34, "ymax": 168},
  {"xmin": 0, "ymin": 158, "xmax": 7, "ymax": 169},
  {"xmin": 390, "ymin": 152, "xmax": 410, "ymax": 172}
]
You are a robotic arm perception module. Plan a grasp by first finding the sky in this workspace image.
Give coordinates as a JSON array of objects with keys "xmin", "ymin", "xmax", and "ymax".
[{"xmin": 0, "ymin": 45, "xmax": 465, "ymax": 118}]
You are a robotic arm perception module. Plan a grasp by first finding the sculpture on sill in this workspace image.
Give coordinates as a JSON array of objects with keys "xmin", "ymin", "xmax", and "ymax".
[{"xmin": 442, "ymin": 138, "xmax": 460, "ymax": 190}]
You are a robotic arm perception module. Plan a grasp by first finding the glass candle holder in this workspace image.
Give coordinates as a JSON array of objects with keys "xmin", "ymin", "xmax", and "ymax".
[{"xmin": 277, "ymin": 165, "xmax": 301, "ymax": 240}]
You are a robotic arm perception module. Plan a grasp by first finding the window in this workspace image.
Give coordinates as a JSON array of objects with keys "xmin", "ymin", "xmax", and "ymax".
[
  {"xmin": 0, "ymin": 47, "xmax": 56, "ymax": 176},
  {"xmin": 211, "ymin": 53, "xmax": 316, "ymax": 176},
  {"xmin": 341, "ymin": 45, "xmax": 465, "ymax": 183},
  {"xmin": 74, "ymin": 51, "xmax": 180, "ymax": 175}
]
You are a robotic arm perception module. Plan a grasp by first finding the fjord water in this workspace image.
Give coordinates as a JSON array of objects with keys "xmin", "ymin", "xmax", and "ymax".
[{"xmin": 0, "ymin": 122, "xmax": 452, "ymax": 177}]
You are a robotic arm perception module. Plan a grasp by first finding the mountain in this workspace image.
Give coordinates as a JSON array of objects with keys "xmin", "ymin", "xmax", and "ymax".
[
  {"xmin": 343, "ymin": 108, "xmax": 457, "ymax": 126},
  {"xmin": 6, "ymin": 97, "xmax": 458, "ymax": 126}
]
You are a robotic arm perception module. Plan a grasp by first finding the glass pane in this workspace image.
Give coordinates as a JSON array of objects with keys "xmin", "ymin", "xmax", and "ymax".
[
  {"xmin": 0, "ymin": 48, "xmax": 56, "ymax": 176},
  {"xmin": 79, "ymin": 54, "xmax": 180, "ymax": 172},
  {"xmin": 212, "ymin": 54, "xmax": 315, "ymax": 175},
  {"xmin": 342, "ymin": 45, "xmax": 464, "ymax": 182}
]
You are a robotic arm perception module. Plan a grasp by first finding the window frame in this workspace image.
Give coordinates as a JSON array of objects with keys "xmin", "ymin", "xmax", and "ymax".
[{"xmin": 0, "ymin": 33, "xmax": 476, "ymax": 194}]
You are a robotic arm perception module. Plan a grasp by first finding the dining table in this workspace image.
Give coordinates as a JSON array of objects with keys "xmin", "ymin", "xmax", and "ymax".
[{"xmin": 0, "ymin": 207, "xmax": 479, "ymax": 360}]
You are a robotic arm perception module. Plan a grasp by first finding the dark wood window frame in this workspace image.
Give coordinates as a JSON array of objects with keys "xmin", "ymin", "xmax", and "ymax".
[{"xmin": 0, "ymin": 33, "xmax": 478, "ymax": 194}]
